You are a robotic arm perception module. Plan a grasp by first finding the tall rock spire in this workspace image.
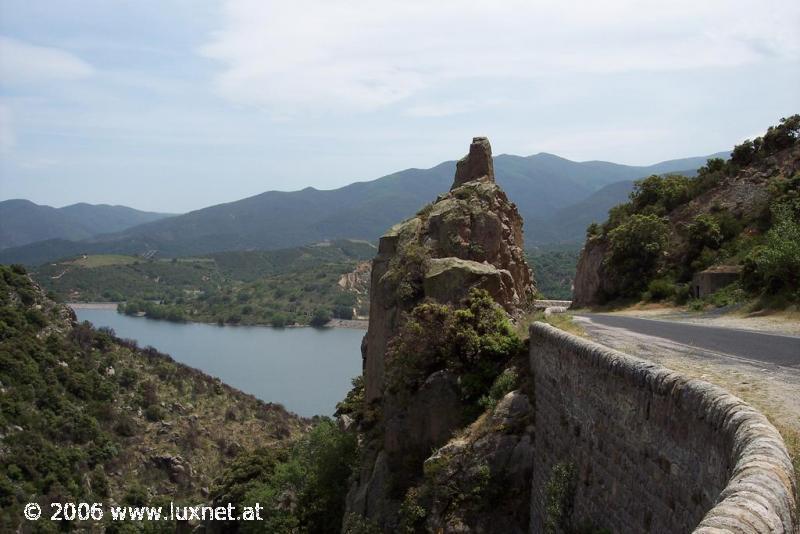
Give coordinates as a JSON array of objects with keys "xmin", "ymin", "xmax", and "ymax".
[
  {"xmin": 451, "ymin": 136, "xmax": 494, "ymax": 189},
  {"xmin": 348, "ymin": 137, "xmax": 536, "ymax": 529}
]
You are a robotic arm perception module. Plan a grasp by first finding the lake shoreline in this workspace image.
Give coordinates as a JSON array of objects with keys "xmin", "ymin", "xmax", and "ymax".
[
  {"xmin": 67, "ymin": 303, "xmax": 369, "ymax": 330},
  {"xmin": 68, "ymin": 302, "xmax": 119, "ymax": 310},
  {"xmin": 72, "ymin": 307, "xmax": 363, "ymax": 417}
]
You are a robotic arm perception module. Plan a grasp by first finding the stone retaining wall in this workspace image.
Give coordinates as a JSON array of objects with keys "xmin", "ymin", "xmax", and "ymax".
[
  {"xmin": 529, "ymin": 322, "xmax": 797, "ymax": 533},
  {"xmin": 532, "ymin": 299, "xmax": 572, "ymax": 309}
]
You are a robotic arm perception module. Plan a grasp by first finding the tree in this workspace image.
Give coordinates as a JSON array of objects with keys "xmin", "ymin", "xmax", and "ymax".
[
  {"xmin": 309, "ymin": 308, "xmax": 332, "ymax": 327},
  {"xmin": 630, "ymin": 174, "xmax": 692, "ymax": 213},
  {"xmin": 742, "ymin": 203, "xmax": 800, "ymax": 295},
  {"xmin": 605, "ymin": 214, "xmax": 669, "ymax": 296},
  {"xmin": 761, "ymin": 114, "xmax": 800, "ymax": 153},
  {"xmin": 731, "ymin": 139, "xmax": 755, "ymax": 166},
  {"xmin": 686, "ymin": 213, "xmax": 723, "ymax": 256}
]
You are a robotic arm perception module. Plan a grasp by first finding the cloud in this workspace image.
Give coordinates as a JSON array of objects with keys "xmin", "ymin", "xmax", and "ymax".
[
  {"xmin": 0, "ymin": 36, "xmax": 94, "ymax": 85},
  {"xmin": 200, "ymin": 0, "xmax": 800, "ymax": 113},
  {"xmin": 0, "ymin": 104, "xmax": 14, "ymax": 154},
  {"xmin": 406, "ymin": 99, "xmax": 506, "ymax": 118}
]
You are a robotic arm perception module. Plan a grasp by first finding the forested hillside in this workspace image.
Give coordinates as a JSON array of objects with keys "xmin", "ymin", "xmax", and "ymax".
[
  {"xmin": 0, "ymin": 152, "xmax": 724, "ymax": 265},
  {"xmin": 573, "ymin": 115, "xmax": 800, "ymax": 309},
  {"xmin": 526, "ymin": 245, "xmax": 580, "ymax": 299},
  {"xmin": 0, "ymin": 200, "xmax": 172, "ymax": 250},
  {"xmin": 0, "ymin": 265, "xmax": 308, "ymax": 531},
  {"xmin": 32, "ymin": 241, "xmax": 376, "ymax": 326}
]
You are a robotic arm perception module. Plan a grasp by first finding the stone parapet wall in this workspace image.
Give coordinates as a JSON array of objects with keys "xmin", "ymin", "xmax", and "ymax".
[
  {"xmin": 529, "ymin": 322, "xmax": 797, "ymax": 533},
  {"xmin": 532, "ymin": 299, "xmax": 572, "ymax": 309}
]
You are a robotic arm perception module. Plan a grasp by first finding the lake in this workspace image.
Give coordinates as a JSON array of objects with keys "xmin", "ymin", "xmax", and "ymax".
[{"xmin": 74, "ymin": 308, "xmax": 364, "ymax": 417}]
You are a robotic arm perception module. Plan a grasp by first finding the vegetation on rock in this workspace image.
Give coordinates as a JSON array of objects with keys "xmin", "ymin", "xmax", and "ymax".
[{"xmin": 384, "ymin": 289, "xmax": 524, "ymax": 413}]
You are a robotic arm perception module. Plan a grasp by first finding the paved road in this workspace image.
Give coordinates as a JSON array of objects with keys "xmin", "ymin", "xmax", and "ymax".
[{"xmin": 578, "ymin": 313, "xmax": 800, "ymax": 367}]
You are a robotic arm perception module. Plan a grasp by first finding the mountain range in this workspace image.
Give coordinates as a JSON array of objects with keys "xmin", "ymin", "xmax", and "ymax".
[
  {"xmin": 0, "ymin": 151, "xmax": 727, "ymax": 265},
  {"xmin": 0, "ymin": 200, "xmax": 172, "ymax": 250}
]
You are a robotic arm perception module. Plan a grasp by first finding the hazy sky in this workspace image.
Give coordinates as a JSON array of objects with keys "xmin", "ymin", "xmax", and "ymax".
[{"xmin": 1, "ymin": 0, "xmax": 798, "ymax": 213}]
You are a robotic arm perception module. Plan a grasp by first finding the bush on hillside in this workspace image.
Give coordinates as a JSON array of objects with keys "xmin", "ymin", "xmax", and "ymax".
[
  {"xmin": 217, "ymin": 420, "xmax": 357, "ymax": 534},
  {"xmin": 644, "ymin": 278, "xmax": 675, "ymax": 302},
  {"xmin": 630, "ymin": 174, "xmax": 692, "ymax": 214},
  {"xmin": 731, "ymin": 114, "xmax": 799, "ymax": 167},
  {"xmin": 742, "ymin": 203, "xmax": 800, "ymax": 297},
  {"xmin": 310, "ymin": 308, "xmax": 332, "ymax": 327},
  {"xmin": 605, "ymin": 214, "xmax": 669, "ymax": 296}
]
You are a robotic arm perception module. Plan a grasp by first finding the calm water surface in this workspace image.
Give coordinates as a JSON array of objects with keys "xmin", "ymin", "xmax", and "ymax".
[{"xmin": 74, "ymin": 309, "xmax": 363, "ymax": 417}]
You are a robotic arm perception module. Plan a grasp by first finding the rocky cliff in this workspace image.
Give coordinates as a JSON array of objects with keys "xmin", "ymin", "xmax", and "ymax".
[
  {"xmin": 362, "ymin": 136, "xmax": 534, "ymax": 402},
  {"xmin": 344, "ymin": 137, "xmax": 536, "ymax": 530}
]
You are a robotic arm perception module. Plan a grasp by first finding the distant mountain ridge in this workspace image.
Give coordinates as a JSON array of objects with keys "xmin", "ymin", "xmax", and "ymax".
[
  {"xmin": 0, "ymin": 199, "xmax": 174, "ymax": 250},
  {"xmin": 0, "ymin": 151, "xmax": 728, "ymax": 265}
]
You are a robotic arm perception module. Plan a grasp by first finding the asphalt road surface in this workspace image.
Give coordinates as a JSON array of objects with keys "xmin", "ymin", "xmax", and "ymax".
[{"xmin": 579, "ymin": 314, "xmax": 800, "ymax": 367}]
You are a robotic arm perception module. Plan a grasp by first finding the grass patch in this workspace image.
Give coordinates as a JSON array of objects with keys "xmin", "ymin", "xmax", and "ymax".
[
  {"xmin": 515, "ymin": 310, "xmax": 585, "ymax": 339},
  {"xmin": 773, "ymin": 422, "xmax": 800, "ymax": 513},
  {"xmin": 66, "ymin": 254, "xmax": 139, "ymax": 268}
]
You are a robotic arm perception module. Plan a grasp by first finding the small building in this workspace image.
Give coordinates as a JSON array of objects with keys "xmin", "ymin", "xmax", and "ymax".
[{"xmin": 692, "ymin": 266, "xmax": 742, "ymax": 298}]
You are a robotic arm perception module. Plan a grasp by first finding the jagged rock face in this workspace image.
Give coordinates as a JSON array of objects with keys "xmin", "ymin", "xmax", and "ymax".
[
  {"xmin": 349, "ymin": 138, "xmax": 535, "ymax": 529},
  {"xmin": 423, "ymin": 391, "xmax": 534, "ymax": 533},
  {"xmin": 452, "ymin": 136, "xmax": 494, "ymax": 189},
  {"xmin": 572, "ymin": 237, "xmax": 615, "ymax": 307},
  {"xmin": 362, "ymin": 137, "xmax": 534, "ymax": 402}
]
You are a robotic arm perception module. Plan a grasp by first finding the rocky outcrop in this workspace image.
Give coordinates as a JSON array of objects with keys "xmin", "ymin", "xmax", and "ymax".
[
  {"xmin": 342, "ymin": 136, "xmax": 798, "ymax": 533},
  {"xmin": 421, "ymin": 390, "xmax": 535, "ymax": 533},
  {"xmin": 347, "ymin": 137, "xmax": 535, "ymax": 529},
  {"xmin": 452, "ymin": 136, "xmax": 494, "ymax": 189},
  {"xmin": 362, "ymin": 137, "xmax": 534, "ymax": 402},
  {"xmin": 150, "ymin": 454, "xmax": 193, "ymax": 486},
  {"xmin": 572, "ymin": 237, "xmax": 615, "ymax": 307},
  {"xmin": 339, "ymin": 261, "xmax": 372, "ymax": 317}
]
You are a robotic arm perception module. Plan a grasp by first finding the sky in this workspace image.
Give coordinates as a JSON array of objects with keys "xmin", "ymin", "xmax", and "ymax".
[{"xmin": 0, "ymin": 0, "xmax": 798, "ymax": 213}]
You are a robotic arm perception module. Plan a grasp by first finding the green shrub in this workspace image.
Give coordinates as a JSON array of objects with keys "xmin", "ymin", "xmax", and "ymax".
[
  {"xmin": 686, "ymin": 214, "xmax": 723, "ymax": 256},
  {"xmin": 478, "ymin": 368, "xmax": 519, "ymax": 410},
  {"xmin": 228, "ymin": 420, "xmax": 357, "ymax": 534},
  {"xmin": 731, "ymin": 139, "xmax": 756, "ymax": 166},
  {"xmin": 707, "ymin": 282, "xmax": 746, "ymax": 308},
  {"xmin": 585, "ymin": 222, "xmax": 601, "ymax": 239},
  {"xmin": 687, "ymin": 298, "xmax": 706, "ymax": 312},
  {"xmin": 398, "ymin": 487, "xmax": 428, "ymax": 533},
  {"xmin": 269, "ymin": 314, "xmax": 285, "ymax": 327},
  {"xmin": 544, "ymin": 462, "xmax": 577, "ymax": 534},
  {"xmin": 645, "ymin": 278, "xmax": 675, "ymax": 301},
  {"xmin": 742, "ymin": 203, "xmax": 800, "ymax": 297},
  {"xmin": 332, "ymin": 304, "xmax": 355, "ymax": 320},
  {"xmin": 387, "ymin": 242, "xmax": 430, "ymax": 303},
  {"xmin": 605, "ymin": 214, "xmax": 669, "ymax": 295},
  {"xmin": 144, "ymin": 405, "xmax": 165, "ymax": 422},
  {"xmin": 343, "ymin": 514, "xmax": 382, "ymax": 534},
  {"xmin": 384, "ymin": 289, "xmax": 523, "ymax": 409},
  {"xmin": 334, "ymin": 376, "xmax": 364, "ymax": 421},
  {"xmin": 673, "ymin": 283, "xmax": 691, "ymax": 305},
  {"xmin": 689, "ymin": 246, "xmax": 720, "ymax": 274},
  {"xmin": 310, "ymin": 308, "xmax": 332, "ymax": 327},
  {"xmin": 630, "ymin": 174, "xmax": 692, "ymax": 213}
]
